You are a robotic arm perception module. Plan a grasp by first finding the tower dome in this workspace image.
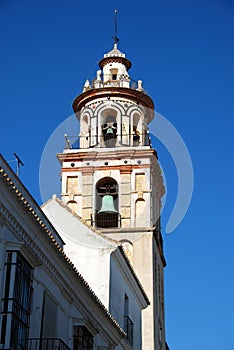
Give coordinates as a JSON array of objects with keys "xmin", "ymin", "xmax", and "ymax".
[
  {"xmin": 72, "ymin": 44, "xmax": 154, "ymax": 123},
  {"xmin": 99, "ymin": 43, "xmax": 132, "ymax": 72}
]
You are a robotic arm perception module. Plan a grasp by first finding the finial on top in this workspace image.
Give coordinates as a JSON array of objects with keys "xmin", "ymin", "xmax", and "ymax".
[{"xmin": 112, "ymin": 8, "xmax": 119, "ymax": 45}]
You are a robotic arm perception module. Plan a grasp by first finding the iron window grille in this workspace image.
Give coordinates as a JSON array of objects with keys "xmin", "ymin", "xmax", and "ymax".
[
  {"xmin": 73, "ymin": 326, "xmax": 93, "ymax": 350},
  {"xmin": 1, "ymin": 251, "xmax": 33, "ymax": 350},
  {"xmin": 124, "ymin": 316, "xmax": 134, "ymax": 346}
]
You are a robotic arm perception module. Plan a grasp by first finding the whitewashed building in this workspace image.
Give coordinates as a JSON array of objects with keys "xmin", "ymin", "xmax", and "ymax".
[
  {"xmin": 42, "ymin": 195, "xmax": 149, "ymax": 349},
  {"xmin": 0, "ymin": 154, "xmax": 147, "ymax": 350}
]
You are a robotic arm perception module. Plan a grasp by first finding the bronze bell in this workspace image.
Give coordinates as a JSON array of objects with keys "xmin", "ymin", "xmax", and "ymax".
[
  {"xmin": 98, "ymin": 195, "xmax": 118, "ymax": 213},
  {"xmin": 106, "ymin": 127, "xmax": 114, "ymax": 135}
]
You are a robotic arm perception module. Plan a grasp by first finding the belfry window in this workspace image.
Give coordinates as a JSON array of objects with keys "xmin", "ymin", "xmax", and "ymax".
[
  {"xmin": 133, "ymin": 113, "xmax": 141, "ymax": 145},
  {"xmin": 101, "ymin": 109, "xmax": 118, "ymax": 148},
  {"xmin": 95, "ymin": 177, "xmax": 119, "ymax": 228}
]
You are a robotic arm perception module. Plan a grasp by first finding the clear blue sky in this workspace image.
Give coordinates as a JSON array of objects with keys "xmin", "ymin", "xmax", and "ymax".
[{"xmin": 1, "ymin": 0, "xmax": 234, "ymax": 349}]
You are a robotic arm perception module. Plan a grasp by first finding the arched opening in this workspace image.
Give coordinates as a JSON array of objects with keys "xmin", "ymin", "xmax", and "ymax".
[
  {"xmin": 95, "ymin": 177, "xmax": 119, "ymax": 228},
  {"xmin": 135, "ymin": 198, "xmax": 146, "ymax": 227},
  {"xmin": 101, "ymin": 109, "xmax": 117, "ymax": 148},
  {"xmin": 82, "ymin": 115, "xmax": 89, "ymax": 131},
  {"xmin": 133, "ymin": 113, "xmax": 141, "ymax": 146}
]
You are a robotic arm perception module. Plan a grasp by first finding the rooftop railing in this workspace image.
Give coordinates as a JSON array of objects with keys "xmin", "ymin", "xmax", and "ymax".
[{"xmin": 89, "ymin": 74, "xmax": 142, "ymax": 91}]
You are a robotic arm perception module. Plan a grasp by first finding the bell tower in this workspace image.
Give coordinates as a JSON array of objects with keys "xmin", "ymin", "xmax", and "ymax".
[{"xmin": 58, "ymin": 43, "xmax": 167, "ymax": 350}]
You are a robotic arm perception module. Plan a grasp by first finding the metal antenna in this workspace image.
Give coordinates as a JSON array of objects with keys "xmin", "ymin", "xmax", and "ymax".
[
  {"xmin": 112, "ymin": 9, "xmax": 119, "ymax": 44},
  {"xmin": 13, "ymin": 153, "xmax": 24, "ymax": 177}
]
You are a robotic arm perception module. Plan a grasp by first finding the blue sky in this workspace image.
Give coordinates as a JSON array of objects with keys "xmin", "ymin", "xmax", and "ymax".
[{"xmin": 1, "ymin": 0, "xmax": 234, "ymax": 349}]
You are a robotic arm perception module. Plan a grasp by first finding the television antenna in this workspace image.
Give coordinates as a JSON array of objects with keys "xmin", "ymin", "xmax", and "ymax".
[{"xmin": 13, "ymin": 153, "xmax": 24, "ymax": 176}]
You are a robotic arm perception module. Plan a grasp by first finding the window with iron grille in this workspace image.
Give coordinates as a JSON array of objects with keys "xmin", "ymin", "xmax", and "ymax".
[
  {"xmin": 1, "ymin": 251, "xmax": 33, "ymax": 350},
  {"xmin": 124, "ymin": 294, "xmax": 134, "ymax": 346},
  {"xmin": 124, "ymin": 316, "xmax": 134, "ymax": 346},
  {"xmin": 73, "ymin": 326, "xmax": 93, "ymax": 350}
]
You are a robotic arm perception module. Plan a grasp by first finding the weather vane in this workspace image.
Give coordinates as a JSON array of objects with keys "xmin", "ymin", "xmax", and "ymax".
[{"xmin": 112, "ymin": 9, "xmax": 119, "ymax": 44}]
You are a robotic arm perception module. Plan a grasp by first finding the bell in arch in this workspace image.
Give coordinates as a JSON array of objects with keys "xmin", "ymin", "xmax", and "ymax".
[
  {"xmin": 96, "ymin": 178, "xmax": 119, "ymax": 228},
  {"xmin": 106, "ymin": 127, "xmax": 115, "ymax": 135},
  {"xmin": 103, "ymin": 121, "xmax": 117, "ymax": 147},
  {"xmin": 97, "ymin": 194, "xmax": 118, "ymax": 228},
  {"xmin": 98, "ymin": 194, "xmax": 118, "ymax": 214}
]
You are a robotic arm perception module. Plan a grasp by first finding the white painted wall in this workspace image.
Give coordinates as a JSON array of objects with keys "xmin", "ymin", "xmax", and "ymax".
[
  {"xmin": 0, "ymin": 160, "xmax": 128, "ymax": 350},
  {"xmin": 110, "ymin": 254, "xmax": 142, "ymax": 350},
  {"xmin": 42, "ymin": 197, "xmax": 117, "ymax": 308},
  {"xmin": 42, "ymin": 196, "xmax": 148, "ymax": 350}
]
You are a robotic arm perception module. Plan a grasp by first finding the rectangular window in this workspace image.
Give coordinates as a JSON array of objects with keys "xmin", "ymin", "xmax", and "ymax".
[
  {"xmin": 110, "ymin": 68, "xmax": 118, "ymax": 81},
  {"xmin": 66, "ymin": 176, "xmax": 78, "ymax": 193},
  {"xmin": 40, "ymin": 291, "xmax": 58, "ymax": 339},
  {"xmin": 73, "ymin": 326, "xmax": 93, "ymax": 350},
  {"xmin": 1, "ymin": 251, "xmax": 33, "ymax": 349}
]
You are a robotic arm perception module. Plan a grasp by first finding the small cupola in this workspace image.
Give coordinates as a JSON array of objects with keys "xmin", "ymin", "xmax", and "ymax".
[{"xmin": 98, "ymin": 43, "xmax": 132, "ymax": 86}]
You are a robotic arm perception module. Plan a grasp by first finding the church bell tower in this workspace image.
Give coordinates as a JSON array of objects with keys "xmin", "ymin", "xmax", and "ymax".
[{"xmin": 58, "ymin": 43, "xmax": 167, "ymax": 350}]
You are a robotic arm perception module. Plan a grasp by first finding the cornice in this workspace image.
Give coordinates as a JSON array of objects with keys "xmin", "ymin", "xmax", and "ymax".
[
  {"xmin": 72, "ymin": 87, "xmax": 154, "ymax": 121},
  {"xmin": 57, "ymin": 148, "xmax": 156, "ymax": 162},
  {"xmin": 60, "ymin": 164, "xmax": 151, "ymax": 173},
  {"xmin": 98, "ymin": 56, "xmax": 132, "ymax": 70}
]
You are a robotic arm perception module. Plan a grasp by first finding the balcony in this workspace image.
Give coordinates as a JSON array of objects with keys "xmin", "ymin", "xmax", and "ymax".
[
  {"xmin": 24, "ymin": 338, "xmax": 71, "ymax": 350},
  {"xmin": 91, "ymin": 74, "xmax": 140, "ymax": 90},
  {"xmin": 64, "ymin": 132, "xmax": 152, "ymax": 150}
]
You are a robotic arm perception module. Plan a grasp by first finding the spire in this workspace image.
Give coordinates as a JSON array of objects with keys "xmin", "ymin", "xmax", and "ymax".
[
  {"xmin": 112, "ymin": 9, "xmax": 119, "ymax": 45},
  {"xmin": 98, "ymin": 9, "xmax": 131, "ymax": 70}
]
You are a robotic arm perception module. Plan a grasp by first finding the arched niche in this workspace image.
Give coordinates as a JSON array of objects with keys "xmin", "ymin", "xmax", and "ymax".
[
  {"xmin": 135, "ymin": 198, "xmax": 146, "ymax": 227},
  {"xmin": 95, "ymin": 177, "xmax": 119, "ymax": 228},
  {"xmin": 67, "ymin": 200, "xmax": 78, "ymax": 214}
]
